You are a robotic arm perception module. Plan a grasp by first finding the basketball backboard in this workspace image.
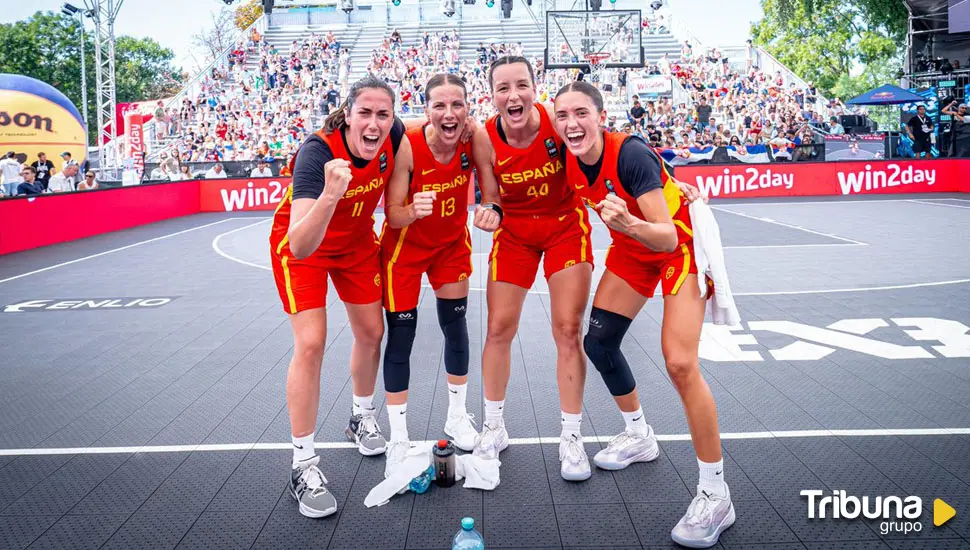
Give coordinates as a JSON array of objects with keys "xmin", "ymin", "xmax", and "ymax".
[{"xmin": 544, "ymin": 10, "xmax": 644, "ymax": 70}]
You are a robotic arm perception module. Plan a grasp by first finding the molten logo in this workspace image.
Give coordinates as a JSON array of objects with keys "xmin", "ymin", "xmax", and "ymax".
[
  {"xmin": 374, "ymin": 274, "xmax": 381, "ymax": 286},
  {"xmin": 458, "ymin": 273, "xmax": 468, "ymax": 281},
  {"xmin": 564, "ymin": 260, "xmax": 576, "ymax": 268},
  {"xmin": 0, "ymin": 111, "xmax": 53, "ymax": 133},
  {"xmin": 665, "ymin": 267, "xmax": 676, "ymax": 279}
]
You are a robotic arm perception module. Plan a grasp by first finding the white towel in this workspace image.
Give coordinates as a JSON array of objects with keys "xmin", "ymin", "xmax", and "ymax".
[
  {"xmin": 456, "ymin": 454, "xmax": 501, "ymax": 490},
  {"xmin": 364, "ymin": 443, "xmax": 501, "ymax": 508},
  {"xmin": 689, "ymin": 201, "xmax": 741, "ymax": 327}
]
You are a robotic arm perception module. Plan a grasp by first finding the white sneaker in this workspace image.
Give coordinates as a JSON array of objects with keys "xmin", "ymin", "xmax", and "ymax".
[
  {"xmin": 384, "ymin": 439, "xmax": 412, "ymax": 495},
  {"xmin": 593, "ymin": 426, "xmax": 660, "ymax": 470},
  {"xmin": 671, "ymin": 484, "xmax": 735, "ymax": 548},
  {"xmin": 384, "ymin": 439, "xmax": 411, "ymax": 479},
  {"xmin": 472, "ymin": 422, "xmax": 509, "ymax": 460},
  {"xmin": 444, "ymin": 412, "xmax": 479, "ymax": 451},
  {"xmin": 559, "ymin": 434, "xmax": 591, "ymax": 482}
]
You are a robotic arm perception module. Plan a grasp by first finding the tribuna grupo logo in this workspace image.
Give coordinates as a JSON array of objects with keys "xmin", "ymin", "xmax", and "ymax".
[{"xmin": 801, "ymin": 490, "xmax": 923, "ymax": 535}]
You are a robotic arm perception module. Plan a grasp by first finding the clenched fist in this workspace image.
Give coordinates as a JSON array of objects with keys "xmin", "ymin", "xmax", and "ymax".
[
  {"xmin": 322, "ymin": 158, "xmax": 353, "ymax": 201},
  {"xmin": 596, "ymin": 194, "xmax": 636, "ymax": 234},
  {"xmin": 473, "ymin": 204, "xmax": 501, "ymax": 232},
  {"xmin": 411, "ymin": 190, "xmax": 436, "ymax": 220}
]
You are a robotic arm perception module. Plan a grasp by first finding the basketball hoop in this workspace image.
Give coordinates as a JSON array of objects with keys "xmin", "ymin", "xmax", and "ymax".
[
  {"xmin": 585, "ymin": 52, "xmax": 611, "ymax": 66},
  {"xmin": 584, "ymin": 52, "xmax": 611, "ymax": 84}
]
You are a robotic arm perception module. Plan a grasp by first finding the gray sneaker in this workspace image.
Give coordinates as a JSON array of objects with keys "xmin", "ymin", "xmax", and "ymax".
[
  {"xmin": 671, "ymin": 485, "xmax": 735, "ymax": 548},
  {"xmin": 345, "ymin": 414, "xmax": 387, "ymax": 456},
  {"xmin": 593, "ymin": 426, "xmax": 660, "ymax": 470},
  {"xmin": 289, "ymin": 456, "xmax": 337, "ymax": 518}
]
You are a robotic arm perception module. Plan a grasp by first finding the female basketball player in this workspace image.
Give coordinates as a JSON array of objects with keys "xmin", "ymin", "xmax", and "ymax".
[
  {"xmin": 471, "ymin": 56, "xmax": 596, "ymax": 482},
  {"xmin": 379, "ymin": 74, "xmax": 502, "ymax": 476},
  {"xmin": 553, "ymin": 81, "xmax": 733, "ymax": 548},
  {"xmin": 269, "ymin": 76, "xmax": 407, "ymax": 518}
]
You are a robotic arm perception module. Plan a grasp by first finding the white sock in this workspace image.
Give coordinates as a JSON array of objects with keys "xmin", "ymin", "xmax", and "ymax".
[
  {"xmin": 698, "ymin": 458, "xmax": 727, "ymax": 495},
  {"xmin": 292, "ymin": 432, "xmax": 315, "ymax": 467},
  {"xmin": 561, "ymin": 411, "xmax": 582, "ymax": 440},
  {"xmin": 621, "ymin": 407, "xmax": 649, "ymax": 436},
  {"xmin": 387, "ymin": 403, "xmax": 409, "ymax": 442},
  {"xmin": 353, "ymin": 394, "xmax": 375, "ymax": 417},
  {"xmin": 447, "ymin": 383, "xmax": 467, "ymax": 417},
  {"xmin": 484, "ymin": 398, "xmax": 505, "ymax": 427}
]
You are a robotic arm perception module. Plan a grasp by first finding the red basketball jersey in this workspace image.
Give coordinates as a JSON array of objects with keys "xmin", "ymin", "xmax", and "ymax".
[
  {"xmin": 271, "ymin": 127, "xmax": 393, "ymax": 257},
  {"xmin": 485, "ymin": 104, "xmax": 578, "ymax": 217},
  {"xmin": 382, "ymin": 125, "xmax": 474, "ymax": 249},
  {"xmin": 564, "ymin": 131, "xmax": 693, "ymax": 259}
]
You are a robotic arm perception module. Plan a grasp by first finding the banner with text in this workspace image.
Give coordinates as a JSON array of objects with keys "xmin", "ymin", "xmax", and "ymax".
[
  {"xmin": 200, "ymin": 177, "xmax": 289, "ymax": 212},
  {"xmin": 677, "ymin": 159, "xmax": 968, "ymax": 199}
]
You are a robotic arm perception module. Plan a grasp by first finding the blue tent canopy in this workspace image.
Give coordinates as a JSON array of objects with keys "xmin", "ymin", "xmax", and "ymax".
[{"xmin": 847, "ymin": 84, "xmax": 927, "ymax": 106}]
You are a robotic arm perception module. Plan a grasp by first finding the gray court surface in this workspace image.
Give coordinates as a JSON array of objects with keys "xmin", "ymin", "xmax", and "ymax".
[{"xmin": 1, "ymin": 194, "xmax": 969, "ymax": 550}]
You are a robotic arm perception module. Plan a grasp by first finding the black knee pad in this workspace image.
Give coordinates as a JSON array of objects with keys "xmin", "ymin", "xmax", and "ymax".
[
  {"xmin": 436, "ymin": 297, "xmax": 469, "ymax": 377},
  {"xmin": 383, "ymin": 308, "xmax": 417, "ymax": 393},
  {"xmin": 583, "ymin": 307, "xmax": 636, "ymax": 396}
]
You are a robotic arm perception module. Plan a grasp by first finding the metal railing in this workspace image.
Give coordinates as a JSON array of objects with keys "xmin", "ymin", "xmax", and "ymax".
[{"xmin": 755, "ymin": 46, "xmax": 831, "ymax": 118}]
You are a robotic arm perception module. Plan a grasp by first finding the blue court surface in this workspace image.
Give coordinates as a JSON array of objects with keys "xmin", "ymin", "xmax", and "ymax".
[{"xmin": 1, "ymin": 194, "xmax": 969, "ymax": 549}]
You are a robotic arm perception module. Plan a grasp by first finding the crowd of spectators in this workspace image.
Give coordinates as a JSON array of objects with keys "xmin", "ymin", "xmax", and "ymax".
[
  {"xmin": 140, "ymin": 16, "xmax": 867, "ymax": 178},
  {"xmin": 0, "ymin": 151, "xmax": 97, "ymax": 198},
  {"xmin": 146, "ymin": 26, "xmax": 350, "ymax": 180}
]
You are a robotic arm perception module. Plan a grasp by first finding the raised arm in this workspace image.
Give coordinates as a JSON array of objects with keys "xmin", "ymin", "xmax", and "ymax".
[{"xmin": 385, "ymin": 135, "xmax": 432, "ymax": 229}]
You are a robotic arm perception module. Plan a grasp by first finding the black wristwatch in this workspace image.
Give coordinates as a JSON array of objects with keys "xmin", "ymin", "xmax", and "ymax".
[{"xmin": 481, "ymin": 202, "xmax": 504, "ymax": 224}]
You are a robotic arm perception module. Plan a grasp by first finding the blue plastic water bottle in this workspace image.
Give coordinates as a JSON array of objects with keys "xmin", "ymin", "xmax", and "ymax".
[
  {"xmin": 409, "ymin": 465, "xmax": 434, "ymax": 494},
  {"xmin": 452, "ymin": 517, "xmax": 484, "ymax": 550}
]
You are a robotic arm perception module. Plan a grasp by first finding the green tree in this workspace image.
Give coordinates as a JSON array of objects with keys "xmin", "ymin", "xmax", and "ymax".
[
  {"xmin": 751, "ymin": 0, "xmax": 907, "ymax": 98},
  {"xmin": 0, "ymin": 11, "xmax": 184, "ymax": 145}
]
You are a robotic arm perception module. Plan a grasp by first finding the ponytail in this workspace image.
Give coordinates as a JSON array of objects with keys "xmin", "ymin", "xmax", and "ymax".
[{"xmin": 322, "ymin": 75, "xmax": 396, "ymax": 134}]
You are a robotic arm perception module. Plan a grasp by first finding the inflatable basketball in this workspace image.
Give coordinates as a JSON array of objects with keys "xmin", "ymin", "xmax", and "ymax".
[{"xmin": 0, "ymin": 73, "xmax": 87, "ymax": 166}]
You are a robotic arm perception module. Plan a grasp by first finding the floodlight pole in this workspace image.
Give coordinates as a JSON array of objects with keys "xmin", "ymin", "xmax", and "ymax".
[
  {"xmin": 78, "ymin": 13, "xmax": 89, "ymax": 145},
  {"xmin": 85, "ymin": 0, "xmax": 123, "ymax": 175}
]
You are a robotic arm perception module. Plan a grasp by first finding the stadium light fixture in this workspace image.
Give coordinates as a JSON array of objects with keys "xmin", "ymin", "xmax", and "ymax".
[
  {"xmin": 392, "ymin": 0, "xmax": 401, "ymax": 6},
  {"xmin": 340, "ymin": 0, "xmax": 355, "ymax": 12},
  {"xmin": 441, "ymin": 0, "xmax": 456, "ymax": 17},
  {"xmin": 485, "ymin": 0, "xmax": 493, "ymax": 7},
  {"xmin": 61, "ymin": 3, "xmax": 80, "ymax": 15}
]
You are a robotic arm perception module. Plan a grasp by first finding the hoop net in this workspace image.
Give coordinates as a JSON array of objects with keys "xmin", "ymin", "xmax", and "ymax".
[{"xmin": 585, "ymin": 52, "xmax": 611, "ymax": 82}]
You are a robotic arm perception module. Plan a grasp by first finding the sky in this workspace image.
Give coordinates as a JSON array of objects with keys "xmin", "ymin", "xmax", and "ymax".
[{"xmin": 2, "ymin": 0, "xmax": 764, "ymax": 72}]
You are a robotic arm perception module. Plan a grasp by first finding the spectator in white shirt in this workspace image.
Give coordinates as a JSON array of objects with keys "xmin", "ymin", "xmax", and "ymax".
[
  {"xmin": 204, "ymin": 163, "xmax": 229, "ymax": 179},
  {"xmin": 0, "ymin": 152, "xmax": 24, "ymax": 196},
  {"xmin": 250, "ymin": 158, "xmax": 273, "ymax": 178},
  {"xmin": 78, "ymin": 170, "xmax": 99, "ymax": 190},
  {"xmin": 170, "ymin": 164, "xmax": 193, "ymax": 181},
  {"xmin": 48, "ymin": 164, "xmax": 79, "ymax": 193}
]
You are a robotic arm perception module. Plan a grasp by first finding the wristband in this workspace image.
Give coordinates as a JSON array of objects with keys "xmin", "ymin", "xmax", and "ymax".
[{"xmin": 481, "ymin": 202, "xmax": 504, "ymax": 223}]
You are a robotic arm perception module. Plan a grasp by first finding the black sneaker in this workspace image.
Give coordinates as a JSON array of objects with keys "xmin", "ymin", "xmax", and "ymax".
[
  {"xmin": 290, "ymin": 456, "xmax": 337, "ymax": 518},
  {"xmin": 344, "ymin": 414, "xmax": 387, "ymax": 456}
]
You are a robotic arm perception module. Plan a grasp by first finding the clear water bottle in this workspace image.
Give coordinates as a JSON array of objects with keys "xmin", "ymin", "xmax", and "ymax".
[
  {"xmin": 452, "ymin": 517, "xmax": 484, "ymax": 550},
  {"xmin": 409, "ymin": 465, "xmax": 434, "ymax": 494}
]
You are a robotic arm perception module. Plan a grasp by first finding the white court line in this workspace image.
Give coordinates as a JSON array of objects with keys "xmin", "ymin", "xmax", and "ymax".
[
  {"xmin": 0, "ymin": 218, "xmax": 239, "ymax": 285},
  {"xmin": 907, "ymin": 199, "xmax": 970, "ymax": 210},
  {"xmin": 212, "ymin": 218, "xmax": 273, "ymax": 270},
  {"xmin": 710, "ymin": 206, "xmax": 867, "ymax": 245},
  {"xmin": 210, "ymin": 216, "xmax": 970, "ymax": 296},
  {"xmin": 3, "ymin": 427, "xmax": 969, "ymax": 456}
]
